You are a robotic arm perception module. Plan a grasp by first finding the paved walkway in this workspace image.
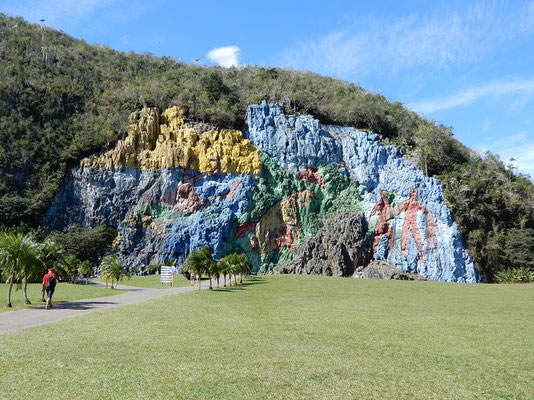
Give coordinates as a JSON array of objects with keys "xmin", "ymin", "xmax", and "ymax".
[{"xmin": 0, "ymin": 279, "xmax": 216, "ymax": 334}]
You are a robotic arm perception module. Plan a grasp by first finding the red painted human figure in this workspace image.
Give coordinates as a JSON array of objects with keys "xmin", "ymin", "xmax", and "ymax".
[
  {"xmin": 370, "ymin": 190, "xmax": 394, "ymax": 259},
  {"xmin": 391, "ymin": 188, "xmax": 438, "ymax": 264}
]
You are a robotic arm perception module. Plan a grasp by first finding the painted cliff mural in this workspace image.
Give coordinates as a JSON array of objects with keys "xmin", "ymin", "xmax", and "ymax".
[
  {"xmin": 43, "ymin": 102, "xmax": 479, "ymax": 283},
  {"xmin": 370, "ymin": 188, "xmax": 439, "ymax": 269}
]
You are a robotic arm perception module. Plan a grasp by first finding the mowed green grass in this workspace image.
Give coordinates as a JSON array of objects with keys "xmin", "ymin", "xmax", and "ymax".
[
  {"xmin": 0, "ymin": 282, "xmax": 124, "ymax": 313},
  {"xmin": 92, "ymin": 273, "xmax": 193, "ymax": 289},
  {"xmin": 1, "ymin": 276, "xmax": 533, "ymax": 399}
]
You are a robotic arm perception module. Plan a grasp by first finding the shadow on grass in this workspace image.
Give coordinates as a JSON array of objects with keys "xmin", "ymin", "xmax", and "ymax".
[
  {"xmin": 212, "ymin": 277, "xmax": 266, "ymax": 293},
  {"xmin": 51, "ymin": 300, "xmax": 118, "ymax": 310}
]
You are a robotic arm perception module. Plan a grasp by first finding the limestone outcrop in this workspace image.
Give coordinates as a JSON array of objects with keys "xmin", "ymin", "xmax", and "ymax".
[
  {"xmin": 274, "ymin": 211, "xmax": 369, "ymax": 277},
  {"xmin": 81, "ymin": 106, "xmax": 261, "ymax": 174},
  {"xmin": 246, "ymin": 102, "xmax": 479, "ymax": 282},
  {"xmin": 44, "ymin": 103, "xmax": 479, "ymax": 282},
  {"xmin": 352, "ymin": 260, "xmax": 427, "ymax": 280}
]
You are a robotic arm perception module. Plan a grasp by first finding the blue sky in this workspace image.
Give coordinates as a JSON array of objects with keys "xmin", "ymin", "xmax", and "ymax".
[{"xmin": 2, "ymin": 0, "xmax": 534, "ymax": 177}]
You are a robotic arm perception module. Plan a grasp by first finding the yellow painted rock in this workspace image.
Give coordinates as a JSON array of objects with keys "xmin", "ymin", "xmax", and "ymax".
[
  {"xmin": 255, "ymin": 190, "xmax": 316, "ymax": 256},
  {"xmin": 81, "ymin": 106, "xmax": 262, "ymax": 174}
]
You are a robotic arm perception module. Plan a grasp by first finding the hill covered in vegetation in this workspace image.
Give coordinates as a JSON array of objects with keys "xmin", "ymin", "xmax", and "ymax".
[{"xmin": 0, "ymin": 14, "xmax": 533, "ymax": 281}]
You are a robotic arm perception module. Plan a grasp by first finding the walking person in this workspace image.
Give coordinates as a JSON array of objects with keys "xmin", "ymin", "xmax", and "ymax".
[{"xmin": 42, "ymin": 267, "xmax": 58, "ymax": 310}]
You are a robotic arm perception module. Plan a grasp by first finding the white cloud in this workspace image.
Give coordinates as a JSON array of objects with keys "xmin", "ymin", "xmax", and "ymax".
[
  {"xmin": 280, "ymin": 1, "xmax": 534, "ymax": 79},
  {"xmin": 206, "ymin": 46, "xmax": 241, "ymax": 68},
  {"xmin": 409, "ymin": 78, "xmax": 534, "ymax": 113}
]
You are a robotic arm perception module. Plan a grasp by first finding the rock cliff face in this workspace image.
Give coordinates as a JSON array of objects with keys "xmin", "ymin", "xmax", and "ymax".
[
  {"xmin": 44, "ymin": 102, "xmax": 479, "ymax": 282},
  {"xmin": 246, "ymin": 102, "xmax": 478, "ymax": 283},
  {"xmin": 274, "ymin": 211, "xmax": 369, "ymax": 277},
  {"xmin": 353, "ymin": 260, "xmax": 427, "ymax": 280},
  {"xmin": 81, "ymin": 107, "xmax": 261, "ymax": 174}
]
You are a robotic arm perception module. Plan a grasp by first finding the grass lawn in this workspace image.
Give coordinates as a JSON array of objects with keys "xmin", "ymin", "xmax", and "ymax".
[
  {"xmin": 92, "ymin": 273, "xmax": 193, "ymax": 289},
  {"xmin": 0, "ymin": 282, "xmax": 124, "ymax": 313},
  {"xmin": 1, "ymin": 275, "xmax": 533, "ymax": 399}
]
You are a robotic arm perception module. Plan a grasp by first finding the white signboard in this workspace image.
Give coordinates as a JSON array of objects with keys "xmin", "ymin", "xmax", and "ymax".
[{"xmin": 160, "ymin": 266, "xmax": 173, "ymax": 286}]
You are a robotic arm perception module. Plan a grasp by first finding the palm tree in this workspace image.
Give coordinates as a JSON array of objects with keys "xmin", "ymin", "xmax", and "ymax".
[
  {"xmin": 100, "ymin": 254, "xmax": 127, "ymax": 289},
  {"xmin": 0, "ymin": 231, "xmax": 23, "ymax": 307},
  {"xmin": 210, "ymin": 258, "xmax": 222, "ymax": 288},
  {"xmin": 218, "ymin": 253, "xmax": 252, "ymax": 285},
  {"xmin": 39, "ymin": 239, "xmax": 67, "ymax": 274},
  {"xmin": 216, "ymin": 259, "xmax": 230, "ymax": 287},
  {"xmin": 0, "ymin": 231, "xmax": 40, "ymax": 307},
  {"xmin": 227, "ymin": 253, "xmax": 242, "ymax": 285},
  {"xmin": 20, "ymin": 236, "xmax": 41, "ymax": 304},
  {"xmin": 37, "ymin": 239, "xmax": 66, "ymax": 301},
  {"xmin": 183, "ymin": 247, "xmax": 213, "ymax": 290},
  {"xmin": 218, "ymin": 255, "xmax": 234, "ymax": 286},
  {"xmin": 236, "ymin": 253, "xmax": 252, "ymax": 283}
]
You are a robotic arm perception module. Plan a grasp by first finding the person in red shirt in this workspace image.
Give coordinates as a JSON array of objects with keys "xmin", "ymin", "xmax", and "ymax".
[{"xmin": 42, "ymin": 268, "xmax": 58, "ymax": 310}]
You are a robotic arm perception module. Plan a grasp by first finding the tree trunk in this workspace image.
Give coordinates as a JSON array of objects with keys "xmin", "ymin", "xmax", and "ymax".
[
  {"xmin": 7, "ymin": 273, "xmax": 14, "ymax": 307},
  {"xmin": 24, "ymin": 279, "xmax": 30, "ymax": 304},
  {"xmin": 216, "ymin": 275, "xmax": 220, "ymax": 288},
  {"xmin": 208, "ymin": 271, "xmax": 212, "ymax": 290},
  {"xmin": 240, "ymin": 274, "xmax": 243, "ymax": 284},
  {"xmin": 223, "ymin": 274, "xmax": 226, "ymax": 287}
]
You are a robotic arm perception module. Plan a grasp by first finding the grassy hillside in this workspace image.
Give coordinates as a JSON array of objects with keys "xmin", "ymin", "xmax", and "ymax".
[
  {"xmin": 0, "ymin": 14, "xmax": 533, "ymax": 281},
  {"xmin": 1, "ymin": 275, "xmax": 533, "ymax": 399}
]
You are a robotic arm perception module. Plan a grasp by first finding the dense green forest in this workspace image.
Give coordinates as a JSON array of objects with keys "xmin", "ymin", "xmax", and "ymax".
[{"xmin": 1, "ymin": 14, "xmax": 533, "ymax": 281}]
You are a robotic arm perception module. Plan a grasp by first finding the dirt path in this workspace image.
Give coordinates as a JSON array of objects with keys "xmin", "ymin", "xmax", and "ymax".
[{"xmin": 0, "ymin": 279, "xmax": 216, "ymax": 334}]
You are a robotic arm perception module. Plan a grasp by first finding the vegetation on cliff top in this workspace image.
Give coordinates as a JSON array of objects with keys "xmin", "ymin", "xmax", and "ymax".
[{"xmin": 0, "ymin": 14, "xmax": 533, "ymax": 281}]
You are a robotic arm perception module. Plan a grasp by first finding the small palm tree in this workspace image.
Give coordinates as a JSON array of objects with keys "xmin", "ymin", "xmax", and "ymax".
[
  {"xmin": 39, "ymin": 239, "xmax": 67, "ymax": 275},
  {"xmin": 100, "ymin": 254, "xmax": 127, "ymax": 289},
  {"xmin": 217, "ymin": 259, "xmax": 229, "ymax": 287},
  {"xmin": 20, "ymin": 237, "xmax": 41, "ymax": 304},
  {"xmin": 218, "ymin": 255, "xmax": 234, "ymax": 286},
  {"xmin": 183, "ymin": 247, "xmax": 213, "ymax": 290},
  {"xmin": 219, "ymin": 253, "xmax": 252, "ymax": 285},
  {"xmin": 234, "ymin": 253, "xmax": 251, "ymax": 283},
  {"xmin": 210, "ymin": 258, "xmax": 222, "ymax": 288}
]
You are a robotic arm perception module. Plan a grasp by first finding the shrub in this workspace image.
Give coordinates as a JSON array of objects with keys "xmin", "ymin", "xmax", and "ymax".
[
  {"xmin": 147, "ymin": 264, "xmax": 160, "ymax": 274},
  {"xmin": 495, "ymin": 267, "xmax": 534, "ymax": 283}
]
